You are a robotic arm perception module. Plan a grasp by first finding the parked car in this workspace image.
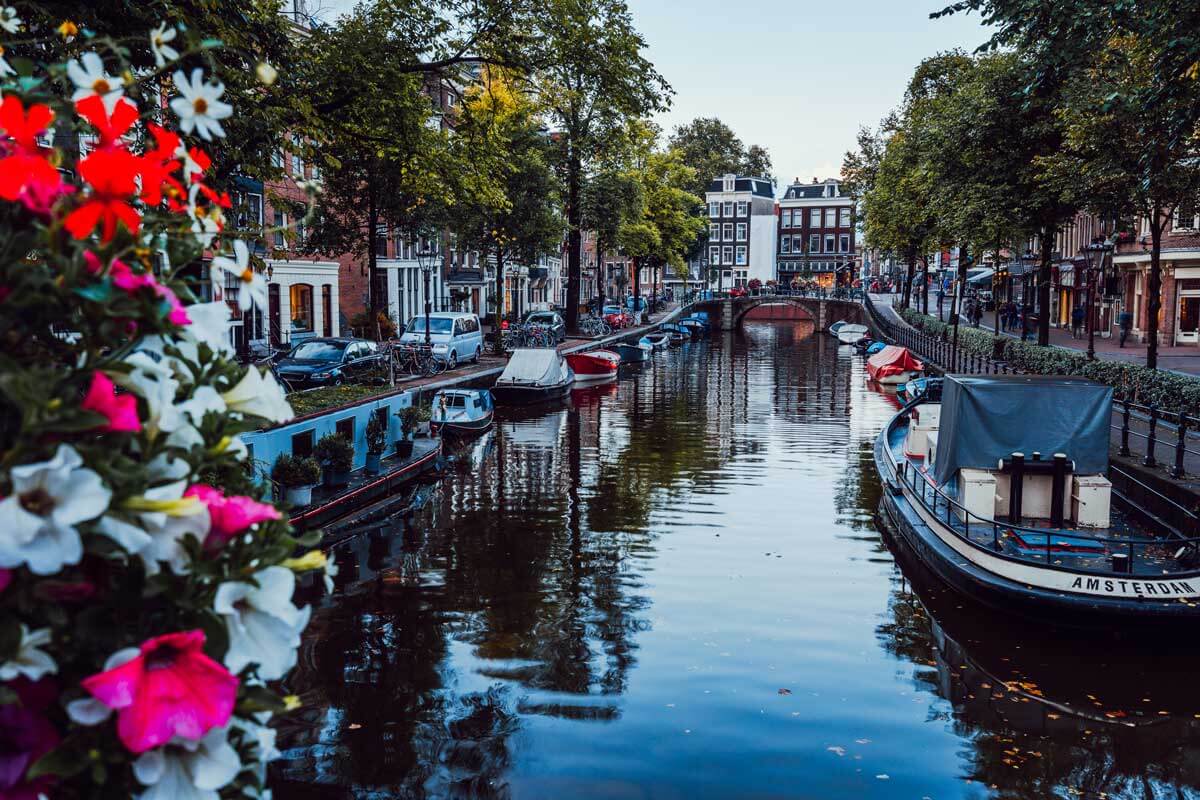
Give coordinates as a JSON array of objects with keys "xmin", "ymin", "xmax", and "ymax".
[
  {"xmin": 523, "ymin": 310, "xmax": 566, "ymax": 343},
  {"xmin": 400, "ymin": 312, "xmax": 484, "ymax": 368},
  {"xmin": 274, "ymin": 338, "xmax": 381, "ymax": 389}
]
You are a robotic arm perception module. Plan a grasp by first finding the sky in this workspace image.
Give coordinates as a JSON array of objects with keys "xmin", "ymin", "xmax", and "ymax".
[{"xmin": 312, "ymin": 0, "xmax": 992, "ymax": 192}]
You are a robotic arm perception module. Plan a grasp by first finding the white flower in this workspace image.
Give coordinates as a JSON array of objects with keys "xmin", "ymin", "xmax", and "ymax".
[
  {"xmin": 150, "ymin": 23, "xmax": 179, "ymax": 68},
  {"xmin": 0, "ymin": 445, "xmax": 109, "ymax": 574},
  {"xmin": 67, "ymin": 647, "xmax": 139, "ymax": 725},
  {"xmin": 323, "ymin": 550, "xmax": 338, "ymax": 594},
  {"xmin": 190, "ymin": 208, "xmax": 223, "ymax": 249},
  {"xmin": 170, "ymin": 68, "xmax": 233, "ymax": 141},
  {"xmin": 119, "ymin": 351, "xmax": 183, "ymax": 437},
  {"xmin": 67, "ymin": 51, "xmax": 125, "ymax": 112},
  {"xmin": 0, "ymin": 7, "xmax": 21, "ymax": 34},
  {"xmin": 255, "ymin": 62, "xmax": 277, "ymax": 86},
  {"xmin": 129, "ymin": 480, "xmax": 211, "ymax": 575},
  {"xmin": 133, "ymin": 726, "xmax": 240, "ymax": 800},
  {"xmin": 214, "ymin": 566, "xmax": 310, "ymax": 680},
  {"xmin": 212, "ymin": 241, "xmax": 266, "ymax": 313},
  {"xmin": 231, "ymin": 714, "xmax": 279, "ymax": 785},
  {"xmin": 222, "ymin": 366, "xmax": 293, "ymax": 424},
  {"xmin": 182, "ymin": 302, "xmax": 235, "ymax": 359},
  {"xmin": 0, "ymin": 48, "xmax": 14, "ymax": 78},
  {"xmin": 0, "ymin": 626, "xmax": 56, "ymax": 682}
]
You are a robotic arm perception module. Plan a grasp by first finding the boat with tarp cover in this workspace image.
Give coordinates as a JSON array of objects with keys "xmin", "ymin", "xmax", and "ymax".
[
  {"xmin": 492, "ymin": 349, "xmax": 573, "ymax": 405},
  {"xmin": 875, "ymin": 374, "xmax": 1200, "ymax": 624},
  {"xmin": 866, "ymin": 345, "xmax": 923, "ymax": 386}
]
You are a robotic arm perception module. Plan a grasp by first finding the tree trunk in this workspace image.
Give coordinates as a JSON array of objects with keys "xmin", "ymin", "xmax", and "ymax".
[
  {"xmin": 367, "ymin": 185, "xmax": 379, "ymax": 320},
  {"xmin": 904, "ymin": 251, "xmax": 916, "ymax": 309},
  {"xmin": 631, "ymin": 256, "xmax": 640, "ymax": 323},
  {"xmin": 1037, "ymin": 230, "xmax": 1054, "ymax": 346},
  {"xmin": 494, "ymin": 246, "xmax": 506, "ymax": 355},
  {"xmin": 565, "ymin": 149, "xmax": 582, "ymax": 332},
  {"xmin": 919, "ymin": 256, "xmax": 930, "ymax": 315},
  {"xmin": 952, "ymin": 246, "xmax": 969, "ymax": 368},
  {"xmin": 596, "ymin": 233, "xmax": 606, "ymax": 315},
  {"xmin": 1147, "ymin": 210, "xmax": 1164, "ymax": 369}
]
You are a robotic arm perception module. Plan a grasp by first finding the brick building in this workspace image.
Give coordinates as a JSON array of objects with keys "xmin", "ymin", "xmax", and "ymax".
[{"xmin": 775, "ymin": 178, "xmax": 855, "ymax": 288}]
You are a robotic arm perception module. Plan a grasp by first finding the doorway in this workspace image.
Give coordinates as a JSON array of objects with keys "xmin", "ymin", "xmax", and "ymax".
[{"xmin": 1178, "ymin": 293, "xmax": 1200, "ymax": 344}]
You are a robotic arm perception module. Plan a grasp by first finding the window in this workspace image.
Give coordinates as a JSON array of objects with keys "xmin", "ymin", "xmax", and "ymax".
[
  {"xmin": 825, "ymin": 209, "xmax": 837, "ymax": 228},
  {"xmin": 709, "ymin": 201, "xmax": 720, "ymax": 218},
  {"xmin": 793, "ymin": 235, "xmax": 805, "ymax": 253},
  {"xmin": 1174, "ymin": 200, "xmax": 1199, "ymax": 232},
  {"xmin": 290, "ymin": 283, "xmax": 313, "ymax": 332},
  {"xmin": 722, "ymin": 201, "xmax": 733, "ymax": 217},
  {"xmin": 709, "ymin": 246, "xmax": 720, "ymax": 264},
  {"xmin": 839, "ymin": 234, "xmax": 850, "ymax": 253},
  {"xmin": 810, "ymin": 209, "xmax": 821, "ymax": 227},
  {"xmin": 273, "ymin": 209, "xmax": 286, "ymax": 248},
  {"xmin": 272, "ymin": 148, "xmax": 283, "ymax": 169},
  {"xmin": 780, "ymin": 236, "xmax": 791, "ymax": 254},
  {"xmin": 809, "ymin": 234, "xmax": 821, "ymax": 253},
  {"xmin": 374, "ymin": 225, "xmax": 388, "ymax": 257},
  {"xmin": 290, "ymin": 430, "xmax": 314, "ymax": 458},
  {"xmin": 335, "ymin": 417, "xmax": 355, "ymax": 441},
  {"xmin": 783, "ymin": 210, "xmax": 794, "ymax": 228},
  {"xmin": 824, "ymin": 234, "xmax": 836, "ymax": 253},
  {"xmin": 722, "ymin": 223, "xmax": 734, "ymax": 241},
  {"xmin": 710, "ymin": 223, "xmax": 721, "ymax": 241},
  {"xmin": 839, "ymin": 208, "xmax": 851, "ymax": 228},
  {"xmin": 735, "ymin": 246, "xmax": 748, "ymax": 266},
  {"xmin": 736, "ymin": 201, "xmax": 748, "ymax": 217},
  {"xmin": 722, "ymin": 246, "xmax": 734, "ymax": 265},
  {"xmin": 735, "ymin": 223, "xmax": 747, "ymax": 241},
  {"xmin": 723, "ymin": 176, "xmax": 735, "ymax": 192},
  {"xmin": 295, "ymin": 217, "xmax": 305, "ymax": 244}
]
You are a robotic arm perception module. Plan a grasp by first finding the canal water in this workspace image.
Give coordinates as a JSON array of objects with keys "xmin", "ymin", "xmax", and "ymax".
[{"xmin": 275, "ymin": 320, "xmax": 1200, "ymax": 799}]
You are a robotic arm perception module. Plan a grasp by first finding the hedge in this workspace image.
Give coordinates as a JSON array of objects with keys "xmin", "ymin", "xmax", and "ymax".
[{"xmin": 896, "ymin": 307, "xmax": 1200, "ymax": 416}]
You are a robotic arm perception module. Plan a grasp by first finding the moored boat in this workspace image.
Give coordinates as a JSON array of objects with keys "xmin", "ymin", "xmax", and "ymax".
[
  {"xmin": 875, "ymin": 374, "xmax": 1200, "ymax": 624},
  {"xmin": 566, "ymin": 349, "xmax": 621, "ymax": 383},
  {"xmin": 679, "ymin": 318, "xmax": 708, "ymax": 337},
  {"xmin": 430, "ymin": 389, "xmax": 494, "ymax": 437},
  {"xmin": 643, "ymin": 332, "xmax": 670, "ymax": 349},
  {"xmin": 829, "ymin": 320, "xmax": 847, "ymax": 336},
  {"xmin": 836, "ymin": 323, "xmax": 870, "ymax": 344},
  {"xmin": 614, "ymin": 339, "xmax": 652, "ymax": 363},
  {"xmin": 660, "ymin": 323, "xmax": 690, "ymax": 345},
  {"xmin": 866, "ymin": 345, "xmax": 923, "ymax": 385},
  {"xmin": 492, "ymin": 348, "xmax": 573, "ymax": 405}
]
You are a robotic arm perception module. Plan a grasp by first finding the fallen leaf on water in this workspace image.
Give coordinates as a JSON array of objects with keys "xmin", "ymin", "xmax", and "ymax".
[
  {"xmin": 855, "ymin": 738, "xmax": 871, "ymax": 745},
  {"xmin": 827, "ymin": 746, "xmax": 846, "ymax": 756},
  {"xmin": 876, "ymin": 774, "xmax": 890, "ymax": 780},
  {"xmin": 778, "ymin": 688, "xmax": 792, "ymax": 695}
]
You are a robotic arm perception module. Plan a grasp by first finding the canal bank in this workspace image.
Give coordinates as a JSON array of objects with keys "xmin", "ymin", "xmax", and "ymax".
[{"xmin": 273, "ymin": 319, "xmax": 1200, "ymax": 799}]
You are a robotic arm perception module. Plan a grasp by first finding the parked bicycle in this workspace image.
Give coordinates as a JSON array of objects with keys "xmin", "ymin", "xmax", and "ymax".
[
  {"xmin": 388, "ymin": 342, "xmax": 446, "ymax": 378},
  {"xmin": 503, "ymin": 322, "xmax": 556, "ymax": 350},
  {"xmin": 580, "ymin": 315, "xmax": 612, "ymax": 338}
]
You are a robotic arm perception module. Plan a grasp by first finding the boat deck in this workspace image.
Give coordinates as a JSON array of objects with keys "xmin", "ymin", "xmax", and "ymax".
[{"xmin": 886, "ymin": 422, "xmax": 1187, "ymax": 577}]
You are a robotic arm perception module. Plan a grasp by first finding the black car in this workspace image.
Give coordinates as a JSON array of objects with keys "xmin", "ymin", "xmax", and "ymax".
[
  {"xmin": 523, "ymin": 310, "xmax": 566, "ymax": 343},
  {"xmin": 274, "ymin": 338, "xmax": 382, "ymax": 390}
]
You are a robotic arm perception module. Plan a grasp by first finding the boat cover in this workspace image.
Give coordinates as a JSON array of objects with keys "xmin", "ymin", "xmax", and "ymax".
[
  {"xmin": 932, "ymin": 374, "xmax": 1112, "ymax": 485},
  {"xmin": 497, "ymin": 348, "xmax": 569, "ymax": 386},
  {"xmin": 866, "ymin": 346, "xmax": 923, "ymax": 382}
]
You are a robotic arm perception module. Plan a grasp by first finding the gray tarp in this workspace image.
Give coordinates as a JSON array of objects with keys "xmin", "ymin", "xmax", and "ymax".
[
  {"xmin": 496, "ymin": 348, "xmax": 569, "ymax": 387},
  {"xmin": 932, "ymin": 374, "xmax": 1113, "ymax": 485}
]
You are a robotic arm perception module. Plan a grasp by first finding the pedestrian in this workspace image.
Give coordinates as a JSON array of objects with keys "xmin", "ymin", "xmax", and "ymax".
[
  {"xmin": 1071, "ymin": 305, "xmax": 1085, "ymax": 339},
  {"xmin": 1119, "ymin": 311, "xmax": 1133, "ymax": 348},
  {"xmin": 971, "ymin": 301, "xmax": 982, "ymax": 328},
  {"xmin": 1020, "ymin": 303, "xmax": 1033, "ymax": 341}
]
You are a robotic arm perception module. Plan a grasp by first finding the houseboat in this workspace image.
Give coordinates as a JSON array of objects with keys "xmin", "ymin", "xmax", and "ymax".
[{"xmin": 875, "ymin": 374, "xmax": 1200, "ymax": 624}]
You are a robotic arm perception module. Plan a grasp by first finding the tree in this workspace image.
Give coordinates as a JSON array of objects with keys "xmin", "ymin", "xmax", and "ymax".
[
  {"xmin": 453, "ymin": 68, "xmax": 564, "ymax": 353},
  {"xmin": 667, "ymin": 117, "xmax": 774, "ymax": 197},
  {"xmin": 582, "ymin": 160, "xmax": 644, "ymax": 310},
  {"xmin": 531, "ymin": 0, "xmax": 670, "ymax": 332}
]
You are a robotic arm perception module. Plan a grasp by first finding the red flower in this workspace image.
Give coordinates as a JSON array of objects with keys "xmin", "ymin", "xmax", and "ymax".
[
  {"xmin": 81, "ymin": 370, "xmax": 141, "ymax": 433},
  {"xmin": 65, "ymin": 148, "xmax": 141, "ymax": 241},
  {"xmin": 0, "ymin": 95, "xmax": 63, "ymax": 205},
  {"xmin": 74, "ymin": 94, "xmax": 138, "ymax": 150},
  {"xmin": 139, "ymin": 124, "xmax": 182, "ymax": 207},
  {"xmin": 80, "ymin": 630, "xmax": 238, "ymax": 754}
]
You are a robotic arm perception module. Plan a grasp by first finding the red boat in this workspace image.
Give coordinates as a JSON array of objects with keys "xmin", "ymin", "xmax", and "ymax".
[
  {"xmin": 566, "ymin": 349, "xmax": 621, "ymax": 384},
  {"xmin": 866, "ymin": 345, "xmax": 924, "ymax": 386}
]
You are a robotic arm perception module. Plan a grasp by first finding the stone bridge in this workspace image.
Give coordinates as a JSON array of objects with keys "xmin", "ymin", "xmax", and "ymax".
[{"xmin": 691, "ymin": 295, "xmax": 865, "ymax": 332}]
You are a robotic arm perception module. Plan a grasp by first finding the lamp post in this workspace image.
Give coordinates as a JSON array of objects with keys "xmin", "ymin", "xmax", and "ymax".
[
  {"xmin": 416, "ymin": 232, "xmax": 437, "ymax": 347},
  {"xmin": 1084, "ymin": 236, "xmax": 1115, "ymax": 361}
]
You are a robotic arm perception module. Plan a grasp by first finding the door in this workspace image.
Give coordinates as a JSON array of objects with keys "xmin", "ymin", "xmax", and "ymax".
[
  {"xmin": 322, "ymin": 285, "xmax": 332, "ymax": 337},
  {"xmin": 268, "ymin": 284, "xmax": 281, "ymax": 348},
  {"xmin": 1178, "ymin": 294, "xmax": 1200, "ymax": 344}
]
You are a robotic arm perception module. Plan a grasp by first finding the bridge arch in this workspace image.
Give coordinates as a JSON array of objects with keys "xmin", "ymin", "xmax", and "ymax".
[{"xmin": 692, "ymin": 295, "xmax": 865, "ymax": 332}]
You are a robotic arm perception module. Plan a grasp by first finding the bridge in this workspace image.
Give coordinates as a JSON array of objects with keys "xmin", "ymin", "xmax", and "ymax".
[{"xmin": 690, "ymin": 294, "xmax": 865, "ymax": 332}]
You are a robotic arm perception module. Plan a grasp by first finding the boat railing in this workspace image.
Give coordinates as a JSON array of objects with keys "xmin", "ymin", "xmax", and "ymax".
[{"xmin": 888, "ymin": 445, "xmax": 1200, "ymax": 578}]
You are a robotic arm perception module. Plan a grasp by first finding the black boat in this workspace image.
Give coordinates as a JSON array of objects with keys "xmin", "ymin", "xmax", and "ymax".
[
  {"xmin": 491, "ymin": 348, "xmax": 573, "ymax": 405},
  {"xmin": 875, "ymin": 374, "xmax": 1200, "ymax": 624}
]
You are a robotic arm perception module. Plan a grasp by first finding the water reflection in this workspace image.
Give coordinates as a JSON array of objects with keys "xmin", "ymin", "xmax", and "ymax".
[{"xmin": 275, "ymin": 321, "xmax": 1200, "ymax": 799}]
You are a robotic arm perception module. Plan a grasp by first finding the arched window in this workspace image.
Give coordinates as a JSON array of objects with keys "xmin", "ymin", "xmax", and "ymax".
[{"xmin": 290, "ymin": 283, "xmax": 313, "ymax": 333}]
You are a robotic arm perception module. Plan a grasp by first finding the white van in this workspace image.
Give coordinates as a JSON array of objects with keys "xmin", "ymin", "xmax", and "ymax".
[{"xmin": 400, "ymin": 312, "xmax": 483, "ymax": 368}]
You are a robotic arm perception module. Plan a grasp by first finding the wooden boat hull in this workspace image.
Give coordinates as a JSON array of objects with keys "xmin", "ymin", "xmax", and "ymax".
[
  {"xmin": 874, "ymin": 412, "xmax": 1200, "ymax": 625},
  {"xmin": 614, "ymin": 342, "xmax": 651, "ymax": 363}
]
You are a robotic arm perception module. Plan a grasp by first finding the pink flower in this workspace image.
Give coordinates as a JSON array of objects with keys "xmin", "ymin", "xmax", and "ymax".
[
  {"xmin": 184, "ymin": 485, "xmax": 280, "ymax": 546},
  {"xmin": 80, "ymin": 630, "xmax": 238, "ymax": 754},
  {"xmin": 153, "ymin": 281, "xmax": 191, "ymax": 326},
  {"xmin": 81, "ymin": 371, "xmax": 141, "ymax": 433},
  {"xmin": 82, "ymin": 253, "xmax": 190, "ymax": 327}
]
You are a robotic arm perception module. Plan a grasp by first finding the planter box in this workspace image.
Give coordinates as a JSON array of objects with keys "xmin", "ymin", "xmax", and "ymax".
[
  {"xmin": 365, "ymin": 452, "xmax": 383, "ymax": 474},
  {"xmin": 285, "ymin": 485, "xmax": 313, "ymax": 507},
  {"xmin": 395, "ymin": 439, "xmax": 414, "ymax": 459},
  {"xmin": 322, "ymin": 469, "xmax": 351, "ymax": 488}
]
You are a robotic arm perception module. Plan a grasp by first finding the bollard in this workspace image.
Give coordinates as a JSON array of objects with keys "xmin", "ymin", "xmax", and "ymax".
[
  {"xmin": 1173, "ymin": 412, "xmax": 1188, "ymax": 479},
  {"xmin": 1111, "ymin": 551, "xmax": 1130, "ymax": 574},
  {"xmin": 1008, "ymin": 452, "xmax": 1025, "ymax": 522},
  {"xmin": 1119, "ymin": 399, "xmax": 1131, "ymax": 457},
  {"xmin": 1144, "ymin": 405, "xmax": 1159, "ymax": 468}
]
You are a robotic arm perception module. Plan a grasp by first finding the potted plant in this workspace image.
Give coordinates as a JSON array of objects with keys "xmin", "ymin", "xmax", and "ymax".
[
  {"xmin": 412, "ymin": 403, "xmax": 433, "ymax": 437},
  {"xmin": 272, "ymin": 454, "xmax": 322, "ymax": 507},
  {"xmin": 365, "ymin": 413, "xmax": 388, "ymax": 474},
  {"xmin": 395, "ymin": 406, "xmax": 420, "ymax": 458},
  {"xmin": 314, "ymin": 433, "xmax": 354, "ymax": 488}
]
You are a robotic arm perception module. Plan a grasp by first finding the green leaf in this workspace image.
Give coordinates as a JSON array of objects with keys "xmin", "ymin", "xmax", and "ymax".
[
  {"xmin": 74, "ymin": 282, "xmax": 114, "ymax": 303},
  {"xmin": 27, "ymin": 737, "xmax": 91, "ymax": 780},
  {"xmin": 237, "ymin": 684, "xmax": 287, "ymax": 715}
]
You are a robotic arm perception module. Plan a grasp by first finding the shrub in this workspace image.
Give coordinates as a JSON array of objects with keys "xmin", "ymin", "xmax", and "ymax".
[
  {"xmin": 366, "ymin": 412, "xmax": 388, "ymax": 454},
  {"xmin": 271, "ymin": 454, "xmax": 322, "ymax": 487},
  {"xmin": 314, "ymin": 433, "xmax": 354, "ymax": 472}
]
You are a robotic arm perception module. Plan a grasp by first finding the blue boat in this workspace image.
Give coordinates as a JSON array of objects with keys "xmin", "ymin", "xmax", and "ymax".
[
  {"xmin": 614, "ymin": 339, "xmax": 652, "ymax": 363},
  {"xmin": 431, "ymin": 389, "xmax": 494, "ymax": 437},
  {"xmin": 866, "ymin": 341, "xmax": 887, "ymax": 355},
  {"xmin": 659, "ymin": 323, "xmax": 690, "ymax": 345},
  {"xmin": 679, "ymin": 318, "xmax": 708, "ymax": 337}
]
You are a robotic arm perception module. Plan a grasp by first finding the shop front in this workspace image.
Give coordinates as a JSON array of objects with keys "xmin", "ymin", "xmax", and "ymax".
[{"xmin": 1175, "ymin": 273, "xmax": 1200, "ymax": 345}]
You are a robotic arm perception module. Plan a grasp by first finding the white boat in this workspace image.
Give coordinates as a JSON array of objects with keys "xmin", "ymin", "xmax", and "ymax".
[
  {"xmin": 836, "ymin": 323, "xmax": 870, "ymax": 345},
  {"xmin": 430, "ymin": 389, "xmax": 494, "ymax": 437}
]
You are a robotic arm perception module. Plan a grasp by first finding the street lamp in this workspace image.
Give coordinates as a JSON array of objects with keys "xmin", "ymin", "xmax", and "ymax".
[
  {"xmin": 1084, "ymin": 236, "xmax": 1115, "ymax": 361},
  {"xmin": 416, "ymin": 232, "xmax": 438, "ymax": 347}
]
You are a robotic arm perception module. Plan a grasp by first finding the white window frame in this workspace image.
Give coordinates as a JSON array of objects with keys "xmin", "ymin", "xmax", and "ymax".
[
  {"xmin": 722, "ymin": 246, "xmax": 734, "ymax": 265},
  {"xmin": 722, "ymin": 201, "xmax": 734, "ymax": 217},
  {"xmin": 709, "ymin": 201, "xmax": 720, "ymax": 218},
  {"xmin": 780, "ymin": 236, "xmax": 791, "ymax": 254},
  {"xmin": 810, "ymin": 209, "xmax": 821, "ymax": 227},
  {"xmin": 722, "ymin": 223, "xmax": 734, "ymax": 241},
  {"xmin": 825, "ymin": 209, "xmax": 837, "ymax": 228},
  {"xmin": 839, "ymin": 234, "xmax": 850, "ymax": 253},
  {"xmin": 1173, "ymin": 203, "xmax": 1199, "ymax": 232},
  {"xmin": 736, "ymin": 201, "xmax": 748, "ymax": 217},
  {"xmin": 710, "ymin": 223, "xmax": 721, "ymax": 241},
  {"xmin": 825, "ymin": 234, "xmax": 836, "ymax": 253},
  {"xmin": 735, "ymin": 223, "xmax": 747, "ymax": 241},
  {"xmin": 723, "ymin": 177, "xmax": 735, "ymax": 192},
  {"xmin": 809, "ymin": 234, "xmax": 820, "ymax": 253},
  {"xmin": 794, "ymin": 235, "xmax": 805, "ymax": 253},
  {"xmin": 709, "ymin": 246, "xmax": 720, "ymax": 265},
  {"xmin": 735, "ymin": 246, "xmax": 748, "ymax": 266}
]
